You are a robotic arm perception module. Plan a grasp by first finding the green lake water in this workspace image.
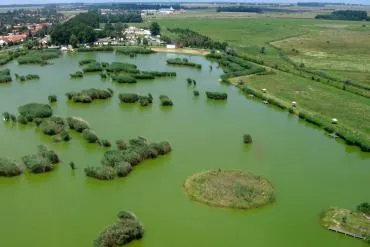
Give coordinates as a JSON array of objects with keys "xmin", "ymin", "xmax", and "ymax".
[{"xmin": 0, "ymin": 52, "xmax": 369, "ymax": 247}]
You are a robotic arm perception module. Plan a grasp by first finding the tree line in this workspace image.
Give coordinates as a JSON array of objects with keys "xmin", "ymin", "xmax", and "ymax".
[
  {"xmin": 166, "ymin": 28, "xmax": 228, "ymax": 51},
  {"xmin": 316, "ymin": 10, "xmax": 369, "ymax": 21},
  {"xmin": 216, "ymin": 6, "xmax": 263, "ymax": 13},
  {"xmin": 50, "ymin": 10, "xmax": 142, "ymax": 46}
]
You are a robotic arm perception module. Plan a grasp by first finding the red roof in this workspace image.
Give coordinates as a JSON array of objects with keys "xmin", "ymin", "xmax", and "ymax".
[{"xmin": 0, "ymin": 34, "xmax": 27, "ymax": 43}]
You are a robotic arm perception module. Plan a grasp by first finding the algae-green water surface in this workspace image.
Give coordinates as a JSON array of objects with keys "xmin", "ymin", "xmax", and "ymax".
[{"xmin": 0, "ymin": 52, "xmax": 369, "ymax": 247}]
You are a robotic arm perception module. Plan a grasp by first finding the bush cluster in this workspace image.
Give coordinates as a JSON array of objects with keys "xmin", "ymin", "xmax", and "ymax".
[
  {"xmin": 166, "ymin": 58, "xmax": 202, "ymax": 69},
  {"xmin": 82, "ymin": 62, "xmax": 103, "ymax": 73},
  {"xmin": 2, "ymin": 112, "xmax": 17, "ymax": 122},
  {"xmin": 17, "ymin": 50, "xmax": 60, "ymax": 65},
  {"xmin": 243, "ymin": 134, "xmax": 253, "ymax": 144},
  {"xmin": 159, "ymin": 95, "xmax": 173, "ymax": 106},
  {"xmin": 67, "ymin": 116, "xmax": 90, "ymax": 132},
  {"xmin": 15, "ymin": 73, "xmax": 40, "ymax": 82},
  {"xmin": 39, "ymin": 116, "xmax": 67, "ymax": 136},
  {"xmin": 79, "ymin": 59, "xmax": 96, "ymax": 66},
  {"xmin": 116, "ymin": 46, "xmax": 155, "ymax": 55},
  {"xmin": 206, "ymin": 91, "xmax": 228, "ymax": 100},
  {"xmin": 106, "ymin": 62, "xmax": 138, "ymax": 73},
  {"xmin": 48, "ymin": 95, "xmax": 57, "ymax": 103},
  {"xmin": 22, "ymin": 145, "xmax": 60, "ymax": 173},
  {"xmin": 85, "ymin": 137, "xmax": 172, "ymax": 180},
  {"xmin": 118, "ymin": 93, "xmax": 153, "ymax": 107},
  {"xmin": 112, "ymin": 74, "xmax": 137, "ymax": 84},
  {"xmin": 66, "ymin": 88, "xmax": 113, "ymax": 103},
  {"xmin": 18, "ymin": 103, "xmax": 53, "ymax": 121},
  {"xmin": 82, "ymin": 129, "xmax": 99, "ymax": 143},
  {"xmin": 70, "ymin": 71, "xmax": 84, "ymax": 78},
  {"xmin": 0, "ymin": 68, "xmax": 12, "ymax": 83},
  {"xmin": 0, "ymin": 158, "xmax": 23, "ymax": 177},
  {"xmin": 93, "ymin": 211, "xmax": 144, "ymax": 247}
]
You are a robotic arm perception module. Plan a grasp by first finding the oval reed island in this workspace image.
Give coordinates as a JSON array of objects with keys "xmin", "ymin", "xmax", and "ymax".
[{"xmin": 184, "ymin": 170, "xmax": 275, "ymax": 209}]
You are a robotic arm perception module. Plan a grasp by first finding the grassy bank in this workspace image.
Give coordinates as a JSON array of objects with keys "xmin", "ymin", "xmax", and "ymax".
[
  {"xmin": 184, "ymin": 170, "xmax": 275, "ymax": 209},
  {"xmin": 240, "ymin": 71, "xmax": 370, "ymax": 151}
]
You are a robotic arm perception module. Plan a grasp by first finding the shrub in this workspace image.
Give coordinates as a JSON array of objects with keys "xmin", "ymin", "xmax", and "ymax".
[
  {"xmin": 193, "ymin": 90, "xmax": 200, "ymax": 96},
  {"xmin": 17, "ymin": 115, "xmax": 28, "ymax": 124},
  {"xmin": 140, "ymin": 71, "xmax": 176, "ymax": 77},
  {"xmin": 243, "ymin": 134, "xmax": 253, "ymax": 144},
  {"xmin": 100, "ymin": 72, "xmax": 108, "ymax": 79},
  {"xmin": 149, "ymin": 141, "xmax": 172, "ymax": 155},
  {"xmin": 84, "ymin": 166, "xmax": 116, "ymax": 180},
  {"xmin": 116, "ymin": 139, "xmax": 128, "ymax": 150},
  {"xmin": 116, "ymin": 162, "xmax": 132, "ymax": 177},
  {"xmin": 82, "ymin": 129, "xmax": 99, "ymax": 143},
  {"xmin": 101, "ymin": 139, "xmax": 111, "ymax": 147},
  {"xmin": 18, "ymin": 103, "xmax": 53, "ymax": 120},
  {"xmin": 206, "ymin": 91, "xmax": 228, "ymax": 100},
  {"xmin": 93, "ymin": 211, "xmax": 144, "ymax": 247},
  {"xmin": 0, "ymin": 158, "xmax": 23, "ymax": 177},
  {"xmin": 112, "ymin": 74, "xmax": 137, "ymax": 84},
  {"xmin": 39, "ymin": 116, "xmax": 67, "ymax": 136},
  {"xmin": 48, "ymin": 95, "xmax": 57, "ymax": 103},
  {"xmin": 70, "ymin": 71, "xmax": 84, "ymax": 78},
  {"xmin": 138, "ymin": 95, "xmax": 153, "ymax": 106},
  {"xmin": 25, "ymin": 74, "xmax": 40, "ymax": 80},
  {"xmin": 22, "ymin": 145, "xmax": 59, "ymax": 173},
  {"xmin": 119, "ymin": 93, "xmax": 139, "ymax": 103},
  {"xmin": 159, "ymin": 95, "xmax": 173, "ymax": 106},
  {"xmin": 67, "ymin": 117, "xmax": 90, "ymax": 132}
]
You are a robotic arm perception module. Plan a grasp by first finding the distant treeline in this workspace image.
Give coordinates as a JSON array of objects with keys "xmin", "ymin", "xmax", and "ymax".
[
  {"xmin": 316, "ymin": 10, "xmax": 369, "ymax": 21},
  {"xmin": 297, "ymin": 2, "xmax": 327, "ymax": 7},
  {"xmin": 90, "ymin": 3, "xmax": 181, "ymax": 10},
  {"xmin": 216, "ymin": 6, "xmax": 304, "ymax": 13},
  {"xmin": 50, "ymin": 10, "xmax": 142, "ymax": 45},
  {"xmin": 166, "ymin": 28, "xmax": 228, "ymax": 51},
  {"xmin": 99, "ymin": 12, "xmax": 142, "ymax": 23}
]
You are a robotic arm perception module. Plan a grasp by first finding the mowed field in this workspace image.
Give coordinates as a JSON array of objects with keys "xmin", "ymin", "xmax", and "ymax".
[{"xmin": 272, "ymin": 27, "xmax": 370, "ymax": 72}]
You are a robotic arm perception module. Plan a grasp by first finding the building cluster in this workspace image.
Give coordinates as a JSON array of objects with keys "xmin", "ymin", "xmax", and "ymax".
[
  {"xmin": 0, "ymin": 23, "xmax": 51, "ymax": 46},
  {"xmin": 94, "ymin": 26, "xmax": 163, "ymax": 46},
  {"xmin": 141, "ymin": 7, "xmax": 184, "ymax": 16}
]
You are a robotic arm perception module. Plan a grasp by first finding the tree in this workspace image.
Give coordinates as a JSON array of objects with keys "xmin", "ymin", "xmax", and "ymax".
[
  {"xmin": 260, "ymin": 46, "xmax": 266, "ymax": 54},
  {"xmin": 136, "ymin": 36, "xmax": 142, "ymax": 45},
  {"xmin": 69, "ymin": 34, "xmax": 79, "ymax": 48},
  {"xmin": 143, "ymin": 37, "xmax": 148, "ymax": 46},
  {"xmin": 150, "ymin": 22, "xmax": 161, "ymax": 36}
]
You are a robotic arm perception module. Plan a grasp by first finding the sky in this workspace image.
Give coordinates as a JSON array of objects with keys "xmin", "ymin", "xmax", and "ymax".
[{"xmin": 0, "ymin": 0, "xmax": 368, "ymax": 6}]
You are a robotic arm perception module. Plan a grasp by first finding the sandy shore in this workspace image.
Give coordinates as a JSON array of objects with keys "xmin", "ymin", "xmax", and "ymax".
[{"xmin": 151, "ymin": 47, "xmax": 210, "ymax": 56}]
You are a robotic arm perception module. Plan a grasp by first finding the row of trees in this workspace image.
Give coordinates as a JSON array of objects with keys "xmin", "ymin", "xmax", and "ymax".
[
  {"xmin": 50, "ymin": 10, "xmax": 142, "ymax": 46},
  {"xmin": 316, "ymin": 10, "xmax": 369, "ymax": 21},
  {"xmin": 167, "ymin": 28, "xmax": 228, "ymax": 51},
  {"xmin": 216, "ymin": 6, "xmax": 263, "ymax": 13}
]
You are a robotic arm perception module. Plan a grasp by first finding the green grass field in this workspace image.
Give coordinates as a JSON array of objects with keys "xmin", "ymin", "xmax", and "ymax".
[{"xmin": 245, "ymin": 71, "xmax": 370, "ymax": 136}]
